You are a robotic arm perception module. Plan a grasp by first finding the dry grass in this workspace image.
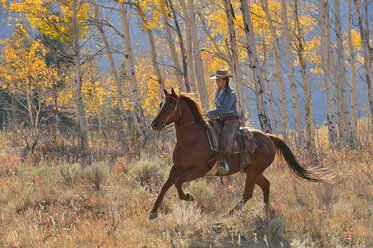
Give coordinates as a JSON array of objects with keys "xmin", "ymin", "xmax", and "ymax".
[{"xmin": 0, "ymin": 127, "xmax": 372, "ymax": 248}]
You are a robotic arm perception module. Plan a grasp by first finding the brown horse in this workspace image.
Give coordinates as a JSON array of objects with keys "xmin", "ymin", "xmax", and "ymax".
[{"xmin": 149, "ymin": 88, "xmax": 330, "ymax": 219}]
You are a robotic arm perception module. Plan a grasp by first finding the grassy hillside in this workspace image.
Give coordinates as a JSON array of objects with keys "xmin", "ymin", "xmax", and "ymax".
[{"xmin": 0, "ymin": 129, "xmax": 372, "ymax": 247}]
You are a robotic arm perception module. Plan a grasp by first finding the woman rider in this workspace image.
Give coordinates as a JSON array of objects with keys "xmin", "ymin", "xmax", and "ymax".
[{"xmin": 207, "ymin": 69, "xmax": 240, "ymax": 175}]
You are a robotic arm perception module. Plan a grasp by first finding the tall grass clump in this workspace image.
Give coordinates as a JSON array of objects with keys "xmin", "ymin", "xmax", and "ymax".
[
  {"xmin": 31, "ymin": 165, "xmax": 53, "ymax": 179},
  {"xmin": 123, "ymin": 158, "xmax": 168, "ymax": 191},
  {"xmin": 164, "ymin": 201, "xmax": 205, "ymax": 236},
  {"xmin": 187, "ymin": 179, "xmax": 215, "ymax": 210},
  {"xmin": 83, "ymin": 162, "xmax": 109, "ymax": 191},
  {"xmin": 59, "ymin": 163, "xmax": 82, "ymax": 188}
]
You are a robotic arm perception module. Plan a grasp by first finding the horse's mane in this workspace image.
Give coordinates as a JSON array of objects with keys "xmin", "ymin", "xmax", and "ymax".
[{"xmin": 179, "ymin": 93, "xmax": 208, "ymax": 128}]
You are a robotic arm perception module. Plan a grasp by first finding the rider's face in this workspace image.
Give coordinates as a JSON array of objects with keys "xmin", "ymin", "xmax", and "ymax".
[{"xmin": 216, "ymin": 78, "xmax": 225, "ymax": 89}]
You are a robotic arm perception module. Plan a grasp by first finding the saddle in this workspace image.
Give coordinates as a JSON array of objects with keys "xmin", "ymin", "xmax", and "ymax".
[{"xmin": 206, "ymin": 119, "xmax": 258, "ymax": 174}]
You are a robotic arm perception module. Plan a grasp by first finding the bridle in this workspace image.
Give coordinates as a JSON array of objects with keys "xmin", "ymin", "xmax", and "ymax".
[
  {"xmin": 160, "ymin": 95, "xmax": 199, "ymax": 131},
  {"xmin": 163, "ymin": 95, "xmax": 181, "ymax": 124}
]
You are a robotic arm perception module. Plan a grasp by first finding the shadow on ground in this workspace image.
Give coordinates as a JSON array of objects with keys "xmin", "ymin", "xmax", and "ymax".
[{"xmin": 185, "ymin": 218, "xmax": 291, "ymax": 248}]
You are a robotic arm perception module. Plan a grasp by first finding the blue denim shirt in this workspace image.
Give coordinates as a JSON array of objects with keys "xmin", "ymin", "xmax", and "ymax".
[{"xmin": 208, "ymin": 86, "xmax": 239, "ymax": 118}]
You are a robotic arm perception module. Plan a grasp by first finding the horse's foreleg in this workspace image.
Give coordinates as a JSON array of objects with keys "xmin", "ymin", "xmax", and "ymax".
[
  {"xmin": 149, "ymin": 166, "xmax": 179, "ymax": 220},
  {"xmin": 175, "ymin": 168, "xmax": 206, "ymax": 201}
]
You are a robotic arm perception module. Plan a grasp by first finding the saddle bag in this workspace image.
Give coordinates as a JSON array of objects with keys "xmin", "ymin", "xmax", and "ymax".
[{"xmin": 239, "ymin": 127, "xmax": 258, "ymax": 153}]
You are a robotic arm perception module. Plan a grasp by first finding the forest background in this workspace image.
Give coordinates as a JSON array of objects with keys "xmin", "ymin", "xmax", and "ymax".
[{"xmin": 0, "ymin": 0, "xmax": 372, "ymax": 247}]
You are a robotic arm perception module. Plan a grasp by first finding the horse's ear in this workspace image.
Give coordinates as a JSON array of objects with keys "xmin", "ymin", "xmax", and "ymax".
[
  {"xmin": 171, "ymin": 87, "xmax": 176, "ymax": 96},
  {"xmin": 163, "ymin": 88, "xmax": 168, "ymax": 96}
]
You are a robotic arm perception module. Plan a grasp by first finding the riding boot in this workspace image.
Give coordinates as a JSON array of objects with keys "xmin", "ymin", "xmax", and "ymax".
[{"xmin": 218, "ymin": 152, "xmax": 232, "ymax": 175}]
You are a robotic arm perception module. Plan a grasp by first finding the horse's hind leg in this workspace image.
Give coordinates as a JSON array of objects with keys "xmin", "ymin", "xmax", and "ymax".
[
  {"xmin": 149, "ymin": 166, "xmax": 180, "ymax": 219},
  {"xmin": 174, "ymin": 168, "xmax": 206, "ymax": 201},
  {"xmin": 226, "ymin": 172, "xmax": 260, "ymax": 216},
  {"xmin": 256, "ymin": 175, "xmax": 270, "ymax": 204},
  {"xmin": 256, "ymin": 175, "xmax": 275, "ymax": 220}
]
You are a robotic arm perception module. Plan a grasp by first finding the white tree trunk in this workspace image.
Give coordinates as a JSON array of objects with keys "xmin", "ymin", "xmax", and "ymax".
[
  {"xmin": 261, "ymin": 0, "xmax": 288, "ymax": 136},
  {"xmin": 119, "ymin": 4, "xmax": 147, "ymax": 141},
  {"xmin": 222, "ymin": 0, "xmax": 245, "ymax": 119},
  {"xmin": 334, "ymin": 0, "xmax": 353, "ymax": 147},
  {"xmin": 136, "ymin": 4, "xmax": 165, "ymax": 94},
  {"xmin": 178, "ymin": 0, "xmax": 197, "ymax": 94},
  {"xmin": 147, "ymin": 27, "xmax": 165, "ymax": 91},
  {"xmin": 348, "ymin": 0, "xmax": 358, "ymax": 145},
  {"xmin": 294, "ymin": 0, "xmax": 315, "ymax": 148},
  {"xmin": 354, "ymin": 0, "xmax": 373, "ymax": 118},
  {"xmin": 240, "ymin": 0, "xmax": 272, "ymax": 133},
  {"xmin": 169, "ymin": 0, "xmax": 191, "ymax": 92},
  {"xmin": 161, "ymin": 0, "xmax": 185, "ymax": 91},
  {"xmin": 72, "ymin": 0, "xmax": 88, "ymax": 150},
  {"xmin": 94, "ymin": 5, "xmax": 128, "ymax": 136},
  {"xmin": 280, "ymin": 0, "xmax": 303, "ymax": 143},
  {"xmin": 262, "ymin": 40, "xmax": 279, "ymax": 134},
  {"xmin": 328, "ymin": 38, "xmax": 344, "ymax": 140},
  {"xmin": 187, "ymin": 0, "xmax": 209, "ymax": 110},
  {"xmin": 319, "ymin": 0, "xmax": 338, "ymax": 146}
]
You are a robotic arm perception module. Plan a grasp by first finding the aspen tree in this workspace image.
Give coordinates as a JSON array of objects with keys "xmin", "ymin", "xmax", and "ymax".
[
  {"xmin": 72, "ymin": 0, "xmax": 89, "ymax": 151},
  {"xmin": 93, "ymin": 4, "xmax": 129, "ymax": 138},
  {"xmin": 294, "ymin": 0, "xmax": 315, "ymax": 148},
  {"xmin": 348, "ymin": 0, "xmax": 358, "ymax": 145},
  {"xmin": 262, "ymin": 39, "xmax": 279, "ymax": 134},
  {"xmin": 197, "ymin": 9, "xmax": 231, "ymax": 64},
  {"xmin": 240, "ymin": 0, "xmax": 272, "ymax": 133},
  {"xmin": 261, "ymin": 0, "xmax": 288, "ymax": 136},
  {"xmin": 119, "ymin": 3, "xmax": 148, "ymax": 143},
  {"xmin": 318, "ymin": 0, "xmax": 338, "ymax": 146},
  {"xmin": 222, "ymin": 0, "xmax": 245, "ymax": 118},
  {"xmin": 178, "ymin": 0, "xmax": 198, "ymax": 94},
  {"xmin": 160, "ymin": 0, "xmax": 185, "ymax": 91},
  {"xmin": 2, "ymin": 0, "xmax": 94, "ymax": 151},
  {"xmin": 169, "ymin": 0, "xmax": 191, "ymax": 92},
  {"xmin": 334, "ymin": 0, "xmax": 353, "ymax": 147},
  {"xmin": 178, "ymin": 0, "xmax": 209, "ymax": 109},
  {"xmin": 0, "ymin": 24, "xmax": 59, "ymax": 131},
  {"xmin": 134, "ymin": 2, "xmax": 166, "ymax": 94},
  {"xmin": 280, "ymin": 0, "xmax": 303, "ymax": 143},
  {"xmin": 354, "ymin": 0, "xmax": 373, "ymax": 120},
  {"xmin": 321, "ymin": 0, "xmax": 343, "ymax": 141}
]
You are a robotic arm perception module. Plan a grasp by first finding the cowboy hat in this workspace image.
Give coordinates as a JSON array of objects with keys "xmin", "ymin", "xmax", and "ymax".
[{"xmin": 209, "ymin": 69, "xmax": 233, "ymax": 80}]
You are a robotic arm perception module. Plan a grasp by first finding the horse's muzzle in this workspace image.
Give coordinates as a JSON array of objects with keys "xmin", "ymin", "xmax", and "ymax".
[{"xmin": 151, "ymin": 120, "xmax": 163, "ymax": 131}]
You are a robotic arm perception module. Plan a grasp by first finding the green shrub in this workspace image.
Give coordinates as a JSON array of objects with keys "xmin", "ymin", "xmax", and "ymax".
[
  {"xmin": 59, "ymin": 163, "xmax": 81, "ymax": 188},
  {"xmin": 125, "ymin": 159, "xmax": 168, "ymax": 190},
  {"xmin": 83, "ymin": 162, "xmax": 109, "ymax": 191},
  {"xmin": 21, "ymin": 185, "xmax": 34, "ymax": 206},
  {"xmin": 6, "ymin": 201, "xmax": 16, "ymax": 216},
  {"xmin": 187, "ymin": 179, "xmax": 214, "ymax": 209},
  {"xmin": 31, "ymin": 165, "xmax": 53, "ymax": 178}
]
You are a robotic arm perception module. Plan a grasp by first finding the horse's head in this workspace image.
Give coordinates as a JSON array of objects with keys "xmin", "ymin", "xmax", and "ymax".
[{"xmin": 151, "ymin": 88, "xmax": 182, "ymax": 131}]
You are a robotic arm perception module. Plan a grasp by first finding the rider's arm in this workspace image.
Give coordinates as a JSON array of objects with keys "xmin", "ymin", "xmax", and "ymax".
[{"xmin": 207, "ymin": 93, "xmax": 236, "ymax": 117}]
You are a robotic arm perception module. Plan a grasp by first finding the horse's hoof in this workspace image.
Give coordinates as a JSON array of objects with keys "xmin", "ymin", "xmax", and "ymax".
[
  {"xmin": 185, "ymin": 194, "xmax": 194, "ymax": 201},
  {"xmin": 149, "ymin": 212, "xmax": 158, "ymax": 220}
]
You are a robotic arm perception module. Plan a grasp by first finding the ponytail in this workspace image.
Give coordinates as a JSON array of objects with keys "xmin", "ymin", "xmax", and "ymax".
[{"xmin": 225, "ymin": 78, "xmax": 230, "ymax": 86}]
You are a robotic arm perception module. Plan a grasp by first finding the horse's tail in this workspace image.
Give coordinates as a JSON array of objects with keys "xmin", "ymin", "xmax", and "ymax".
[{"xmin": 269, "ymin": 134, "xmax": 332, "ymax": 183}]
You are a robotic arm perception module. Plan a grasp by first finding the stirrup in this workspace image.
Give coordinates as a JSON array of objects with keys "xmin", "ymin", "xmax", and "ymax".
[{"xmin": 218, "ymin": 160, "xmax": 229, "ymax": 175}]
